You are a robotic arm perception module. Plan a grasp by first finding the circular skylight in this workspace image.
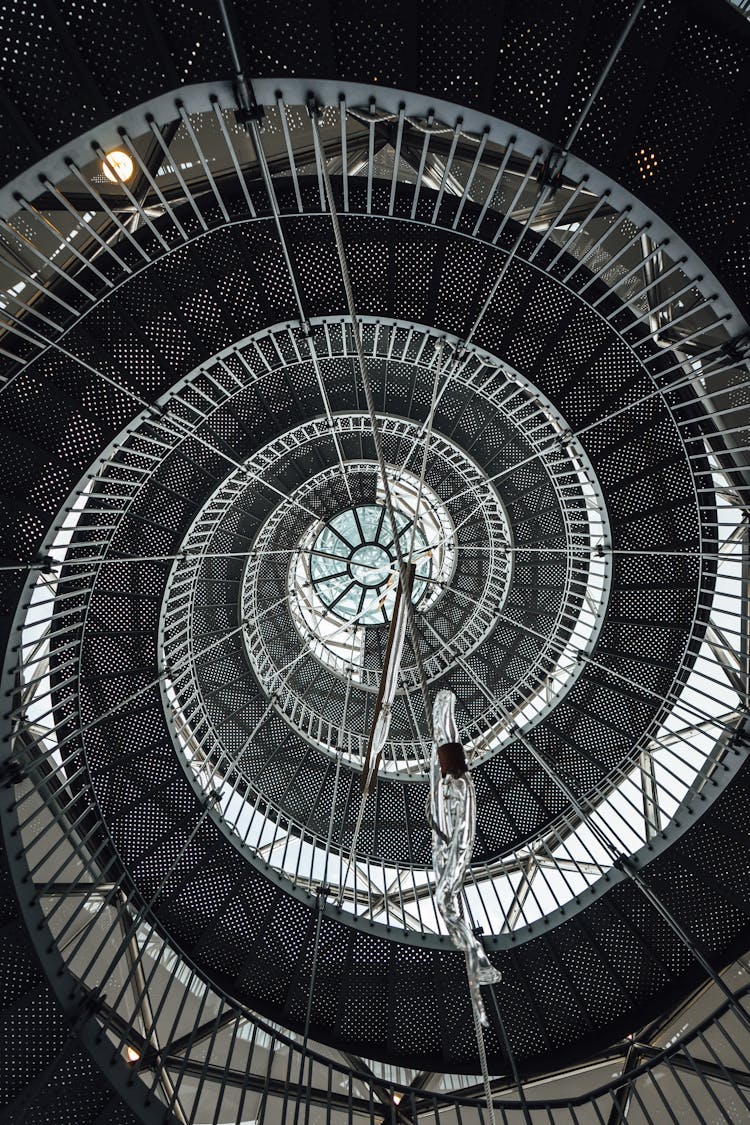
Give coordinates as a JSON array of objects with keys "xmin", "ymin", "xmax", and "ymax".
[
  {"xmin": 308, "ymin": 503, "xmax": 429, "ymax": 625},
  {"xmin": 287, "ymin": 467, "xmax": 458, "ymax": 679}
]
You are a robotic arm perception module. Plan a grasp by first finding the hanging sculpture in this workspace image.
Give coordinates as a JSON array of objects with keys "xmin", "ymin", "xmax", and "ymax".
[
  {"xmin": 339, "ymin": 564, "xmax": 416, "ymax": 900},
  {"xmin": 428, "ymin": 689, "xmax": 502, "ymax": 1027},
  {"xmin": 361, "ymin": 565, "xmax": 416, "ymax": 794}
]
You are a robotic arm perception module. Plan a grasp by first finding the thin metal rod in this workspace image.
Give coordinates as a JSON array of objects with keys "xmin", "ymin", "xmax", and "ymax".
[{"xmin": 313, "ymin": 105, "xmax": 434, "ymax": 741}]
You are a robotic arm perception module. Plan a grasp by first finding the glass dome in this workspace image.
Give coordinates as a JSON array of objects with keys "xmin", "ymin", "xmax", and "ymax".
[{"xmin": 310, "ymin": 503, "xmax": 430, "ymax": 626}]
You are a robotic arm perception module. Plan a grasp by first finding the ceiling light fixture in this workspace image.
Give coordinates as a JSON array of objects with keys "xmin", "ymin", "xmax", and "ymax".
[{"xmin": 101, "ymin": 149, "xmax": 134, "ymax": 183}]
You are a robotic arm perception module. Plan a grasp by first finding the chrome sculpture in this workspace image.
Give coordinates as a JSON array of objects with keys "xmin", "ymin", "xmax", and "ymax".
[{"xmin": 429, "ymin": 689, "xmax": 502, "ymax": 1027}]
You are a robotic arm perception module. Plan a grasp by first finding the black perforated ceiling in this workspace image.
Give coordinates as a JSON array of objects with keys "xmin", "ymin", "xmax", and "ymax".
[{"xmin": 0, "ymin": 0, "xmax": 748, "ymax": 316}]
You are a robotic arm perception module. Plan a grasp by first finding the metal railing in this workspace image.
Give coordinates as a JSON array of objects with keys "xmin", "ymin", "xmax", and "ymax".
[{"xmin": 1, "ymin": 87, "xmax": 749, "ymax": 1122}]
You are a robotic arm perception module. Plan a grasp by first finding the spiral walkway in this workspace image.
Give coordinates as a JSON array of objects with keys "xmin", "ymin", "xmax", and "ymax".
[{"xmin": 1, "ymin": 2, "xmax": 750, "ymax": 1122}]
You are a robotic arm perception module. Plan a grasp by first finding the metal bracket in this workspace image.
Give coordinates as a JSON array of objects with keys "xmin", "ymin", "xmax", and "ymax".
[
  {"xmin": 306, "ymin": 93, "xmax": 323, "ymax": 125},
  {"xmin": 724, "ymin": 333, "xmax": 750, "ymax": 364},
  {"xmin": 235, "ymin": 104, "xmax": 264, "ymax": 127},
  {"xmin": 0, "ymin": 756, "xmax": 26, "ymax": 787},
  {"xmin": 537, "ymin": 147, "xmax": 566, "ymax": 195}
]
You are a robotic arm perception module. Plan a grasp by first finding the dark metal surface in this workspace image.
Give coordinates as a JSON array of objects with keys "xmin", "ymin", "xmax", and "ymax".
[
  {"xmin": 0, "ymin": 0, "xmax": 748, "ymax": 1117},
  {"xmin": 6, "ymin": 192, "xmax": 732, "ymax": 1072},
  {"xmin": 0, "ymin": 1, "xmax": 747, "ymax": 316}
]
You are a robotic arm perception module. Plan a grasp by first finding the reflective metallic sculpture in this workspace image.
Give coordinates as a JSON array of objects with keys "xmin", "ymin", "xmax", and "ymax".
[
  {"xmin": 340, "ymin": 564, "xmax": 417, "ymax": 897},
  {"xmin": 361, "ymin": 565, "xmax": 415, "ymax": 794},
  {"xmin": 429, "ymin": 689, "xmax": 502, "ymax": 1027}
]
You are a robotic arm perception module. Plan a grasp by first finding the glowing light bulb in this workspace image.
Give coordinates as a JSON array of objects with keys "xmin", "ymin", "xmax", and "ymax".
[
  {"xmin": 125, "ymin": 1045, "xmax": 140, "ymax": 1063},
  {"xmin": 102, "ymin": 150, "xmax": 134, "ymax": 183}
]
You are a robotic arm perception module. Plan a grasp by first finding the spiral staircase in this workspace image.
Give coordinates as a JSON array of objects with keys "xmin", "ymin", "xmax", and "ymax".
[{"xmin": 1, "ymin": 1, "xmax": 750, "ymax": 1122}]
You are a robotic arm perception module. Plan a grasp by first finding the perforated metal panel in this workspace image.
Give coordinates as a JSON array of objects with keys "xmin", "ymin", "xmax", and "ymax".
[{"xmin": 0, "ymin": 4, "xmax": 748, "ymax": 1115}]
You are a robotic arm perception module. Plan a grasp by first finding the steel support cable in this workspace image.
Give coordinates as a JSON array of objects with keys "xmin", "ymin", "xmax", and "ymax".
[
  {"xmin": 5, "ymin": 501, "xmax": 745, "ymax": 576},
  {"xmin": 419, "ymin": 351, "xmax": 746, "ymax": 543},
  {"xmin": 0, "ymin": 323, "xmax": 740, "ymax": 571},
  {"xmin": 0, "ymin": 541, "xmax": 443, "ymax": 574},
  {"xmin": 244, "ymin": 114, "xmax": 355, "ymax": 506},
  {"xmin": 421, "ymin": 614, "xmax": 732, "ymax": 880},
  {"xmin": 434, "ymin": 631, "xmax": 750, "ymax": 1044},
  {"xmin": 442, "ymin": 579, "xmax": 743, "ymax": 764},
  {"xmin": 21, "ymin": 645, "xmax": 310, "ymax": 906},
  {"xmin": 13, "ymin": 140, "xmax": 674, "ymax": 411},
  {"xmin": 337, "ymin": 572, "xmax": 417, "ymax": 902},
  {"xmin": 10, "ymin": 629, "xmax": 249, "ymax": 759},
  {"xmin": 8, "ymin": 615, "xmax": 285, "ymax": 796},
  {"xmin": 17, "ymin": 540, "xmax": 598, "ymax": 805},
  {"xmin": 489, "ymin": 593, "xmax": 744, "ymax": 731},
  {"xmin": 311, "ymin": 108, "xmax": 434, "ymax": 745},
  {"xmin": 19, "ymin": 521, "xmax": 729, "ymax": 566},
  {"xmin": 385, "ymin": 339, "xmax": 471, "ymax": 497},
  {"xmin": 0, "ymin": 308, "xmax": 327, "ymax": 527},
  {"xmin": 412, "ymin": 427, "xmax": 591, "ymax": 555},
  {"xmin": 444, "ymin": 53, "xmax": 636, "ymax": 362},
  {"xmin": 407, "ymin": 542, "xmax": 743, "ymax": 566},
  {"xmin": 462, "ymin": 177, "xmax": 557, "ymax": 354},
  {"xmin": 551, "ymin": 0, "xmax": 648, "ymax": 178},
  {"xmin": 2, "ymin": 292, "xmax": 361, "ymax": 543},
  {"xmin": 406, "ymin": 0, "xmax": 660, "ymax": 540},
  {"xmin": 304, "ymin": 678, "xmax": 354, "ymax": 890},
  {"xmin": 407, "ymin": 340, "xmax": 444, "ymax": 564}
]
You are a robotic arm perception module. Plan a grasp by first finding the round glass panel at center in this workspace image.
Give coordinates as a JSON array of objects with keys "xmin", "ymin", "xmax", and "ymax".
[
  {"xmin": 350, "ymin": 544, "xmax": 391, "ymax": 586},
  {"xmin": 308, "ymin": 503, "xmax": 430, "ymax": 626}
]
